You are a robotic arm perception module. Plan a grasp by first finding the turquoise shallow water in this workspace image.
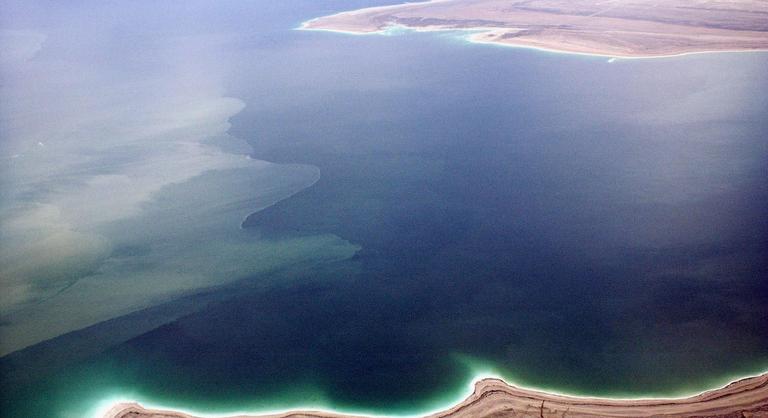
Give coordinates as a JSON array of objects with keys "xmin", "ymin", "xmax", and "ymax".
[{"xmin": 1, "ymin": 1, "xmax": 767, "ymax": 417}]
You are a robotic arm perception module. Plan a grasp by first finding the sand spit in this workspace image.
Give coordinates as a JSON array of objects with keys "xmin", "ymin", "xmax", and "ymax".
[
  {"xmin": 300, "ymin": 0, "xmax": 768, "ymax": 58},
  {"xmin": 104, "ymin": 373, "xmax": 768, "ymax": 418}
]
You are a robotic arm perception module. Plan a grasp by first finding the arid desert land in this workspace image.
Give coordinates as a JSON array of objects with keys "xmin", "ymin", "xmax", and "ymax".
[
  {"xmin": 106, "ymin": 373, "xmax": 768, "ymax": 418},
  {"xmin": 300, "ymin": 0, "xmax": 768, "ymax": 57}
]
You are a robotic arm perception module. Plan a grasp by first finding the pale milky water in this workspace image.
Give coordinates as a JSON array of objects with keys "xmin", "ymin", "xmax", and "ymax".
[{"xmin": 1, "ymin": 1, "xmax": 767, "ymax": 417}]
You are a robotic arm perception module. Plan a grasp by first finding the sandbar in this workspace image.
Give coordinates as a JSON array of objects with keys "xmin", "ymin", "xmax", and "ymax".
[{"xmin": 300, "ymin": 0, "xmax": 768, "ymax": 58}]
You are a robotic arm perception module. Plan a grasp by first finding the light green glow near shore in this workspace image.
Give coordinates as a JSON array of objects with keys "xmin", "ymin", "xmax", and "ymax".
[
  {"xmin": 89, "ymin": 355, "xmax": 768, "ymax": 418},
  {"xmin": 72, "ymin": 17, "xmax": 768, "ymax": 418},
  {"xmin": 454, "ymin": 355, "xmax": 768, "ymax": 399}
]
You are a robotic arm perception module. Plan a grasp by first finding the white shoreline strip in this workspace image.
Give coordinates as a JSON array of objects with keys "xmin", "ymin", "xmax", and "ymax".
[
  {"xmin": 96, "ymin": 369, "xmax": 768, "ymax": 418},
  {"xmin": 464, "ymin": 31, "xmax": 768, "ymax": 60},
  {"xmin": 296, "ymin": 18, "xmax": 768, "ymax": 60}
]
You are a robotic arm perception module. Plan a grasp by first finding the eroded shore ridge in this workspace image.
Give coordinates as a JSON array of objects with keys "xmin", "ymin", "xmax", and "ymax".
[
  {"xmin": 106, "ymin": 373, "xmax": 768, "ymax": 418},
  {"xmin": 301, "ymin": 0, "xmax": 768, "ymax": 57}
]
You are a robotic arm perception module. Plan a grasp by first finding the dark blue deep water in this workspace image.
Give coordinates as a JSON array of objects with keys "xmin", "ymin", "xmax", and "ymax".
[{"xmin": 1, "ymin": 1, "xmax": 767, "ymax": 417}]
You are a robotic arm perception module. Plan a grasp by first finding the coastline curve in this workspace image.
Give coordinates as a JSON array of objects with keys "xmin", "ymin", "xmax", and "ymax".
[
  {"xmin": 298, "ymin": 0, "xmax": 768, "ymax": 58},
  {"xmin": 102, "ymin": 372, "xmax": 768, "ymax": 418}
]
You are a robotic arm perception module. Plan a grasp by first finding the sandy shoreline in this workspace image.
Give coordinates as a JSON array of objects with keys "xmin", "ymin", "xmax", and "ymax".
[
  {"xmin": 299, "ymin": 0, "xmax": 768, "ymax": 58},
  {"xmin": 104, "ymin": 372, "xmax": 768, "ymax": 418}
]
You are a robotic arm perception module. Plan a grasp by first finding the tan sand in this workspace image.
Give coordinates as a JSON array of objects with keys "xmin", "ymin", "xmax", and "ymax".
[
  {"xmin": 104, "ymin": 372, "xmax": 768, "ymax": 417},
  {"xmin": 300, "ymin": 0, "xmax": 768, "ymax": 58}
]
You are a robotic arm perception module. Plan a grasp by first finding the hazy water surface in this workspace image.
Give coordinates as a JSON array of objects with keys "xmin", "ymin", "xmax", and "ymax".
[{"xmin": 1, "ymin": 1, "xmax": 767, "ymax": 417}]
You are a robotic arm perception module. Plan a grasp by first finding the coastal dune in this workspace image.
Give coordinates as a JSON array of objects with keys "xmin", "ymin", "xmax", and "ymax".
[
  {"xmin": 105, "ymin": 372, "xmax": 768, "ymax": 417},
  {"xmin": 300, "ymin": 0, "xmax": 768, "ymax": 58}
]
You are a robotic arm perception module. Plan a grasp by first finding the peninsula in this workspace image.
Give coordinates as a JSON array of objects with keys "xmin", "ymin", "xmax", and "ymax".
[
  {"xmin": 300, "ymin": 0, "xmax": 768, "ymax": 57},
  {"xmin": 105, "ymin": 373, "xmax": 768, "ymax": 418}
]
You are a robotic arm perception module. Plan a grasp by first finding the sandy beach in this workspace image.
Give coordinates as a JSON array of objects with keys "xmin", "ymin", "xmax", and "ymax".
[
  {"xmin": 104, "ymin": 372, "xmax": 768, "ymax": 417},
  {"xmin": 300, "ymin": 0, "xmax": 768, "ymax": 58}
]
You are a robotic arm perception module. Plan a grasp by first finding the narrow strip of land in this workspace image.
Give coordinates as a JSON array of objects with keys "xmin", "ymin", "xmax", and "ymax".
[
  {"xmin": 105, "ymin": 372, "xmax": 768, "ymax": 417},
  {"xmin": 300, "ymin": 0, "xmax": 768, "ymax": 57}
]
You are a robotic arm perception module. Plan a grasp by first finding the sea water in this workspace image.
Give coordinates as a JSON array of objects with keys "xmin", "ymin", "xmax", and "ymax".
[{"xmin": 1, "ymin": 0, "xmax": 767, "ymax": 417}]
